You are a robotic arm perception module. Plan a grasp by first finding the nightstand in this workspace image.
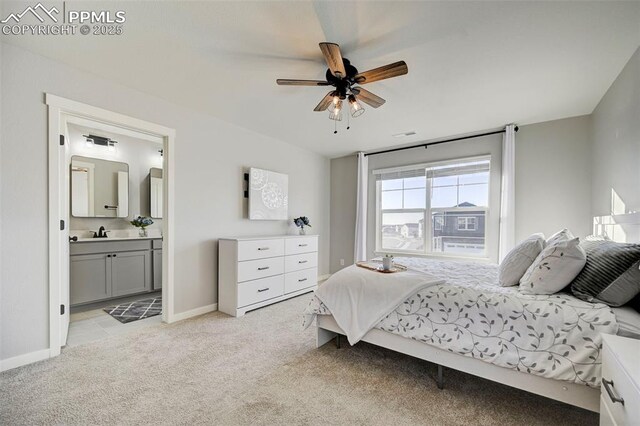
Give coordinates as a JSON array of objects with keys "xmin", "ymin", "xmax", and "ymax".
[{"xmin": 600, "ymin": 334, "xmax": 640, "ymax": 425}]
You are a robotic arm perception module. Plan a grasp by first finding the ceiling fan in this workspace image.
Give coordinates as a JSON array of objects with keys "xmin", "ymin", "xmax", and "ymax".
[{"xmin": 276, "ymin": 42, "xmax": 408, "ymax": 131}]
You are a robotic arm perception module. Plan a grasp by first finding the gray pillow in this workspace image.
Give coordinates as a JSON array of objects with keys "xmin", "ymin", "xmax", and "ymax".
[
  {"xmin": 571, "ymin": 239, "xmax": 640, "ymax": 306},
  {"xmin": 595, "ymin": 261, "xmax": 640, "ymax": 306},
  {"xmin": 498, "ymin": 233, "xmax": 545, "ymax": 287}
]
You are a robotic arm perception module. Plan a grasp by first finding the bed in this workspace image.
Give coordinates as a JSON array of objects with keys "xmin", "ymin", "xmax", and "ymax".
[{"xmin": 303, "ymin": 257, "xmax": 638, "ymax": 412}]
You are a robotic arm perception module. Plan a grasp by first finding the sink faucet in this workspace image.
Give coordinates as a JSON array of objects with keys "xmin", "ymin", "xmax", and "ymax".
[{"xmin": 93, "ymin": 226, "xmax": 108, "ymax": 238}]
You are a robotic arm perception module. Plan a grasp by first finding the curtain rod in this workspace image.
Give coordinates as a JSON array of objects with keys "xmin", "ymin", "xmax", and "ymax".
[{"xmin": 364, "ymin": 126, "xmax": 519, "ymax": 157}]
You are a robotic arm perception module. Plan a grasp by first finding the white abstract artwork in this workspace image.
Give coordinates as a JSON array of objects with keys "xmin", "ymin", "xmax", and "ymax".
[{"xmin": 248, "ymin": 168, "xmax": 288, "ymax": 220}]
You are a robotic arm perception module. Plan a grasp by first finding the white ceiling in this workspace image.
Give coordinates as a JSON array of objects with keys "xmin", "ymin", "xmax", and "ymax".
[{"xmin": 3, "ymin": 1, "xmax": 639, "ymax": 157}]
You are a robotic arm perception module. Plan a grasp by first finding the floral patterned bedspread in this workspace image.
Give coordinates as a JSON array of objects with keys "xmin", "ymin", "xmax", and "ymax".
[{"xmin": 303, "ymin": 257, "xmax": 618, "ymax": 387}]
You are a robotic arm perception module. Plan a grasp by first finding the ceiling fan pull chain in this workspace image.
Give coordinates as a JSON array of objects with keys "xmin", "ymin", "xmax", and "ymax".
[
  {"xmin": 334, "ymin": 118, "xmax": 337, "ymax": 134},
  {"xmin": 346, "ymin": 111, "xmax": 350, "ymax": 130}
]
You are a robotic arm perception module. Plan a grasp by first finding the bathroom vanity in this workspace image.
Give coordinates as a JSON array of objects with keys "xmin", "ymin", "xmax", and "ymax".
[{"xmin": 70, "ymin": 237, "xmax": 162, "ymax": 306}]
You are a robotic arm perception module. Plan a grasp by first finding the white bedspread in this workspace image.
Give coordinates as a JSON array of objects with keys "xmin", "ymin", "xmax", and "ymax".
[
  {"xmin": 304, "ymin": 257, "xmax": 618, "ymax": 387},
  {"xmin": 315, "ymin": 264, "xmax": 444, "ymax": 345}
]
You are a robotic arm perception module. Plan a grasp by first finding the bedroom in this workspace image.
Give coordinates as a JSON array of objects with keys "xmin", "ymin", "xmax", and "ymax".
[{"xmin": 1, "ymin": 1, "xmax": 639, "ymax": 425}]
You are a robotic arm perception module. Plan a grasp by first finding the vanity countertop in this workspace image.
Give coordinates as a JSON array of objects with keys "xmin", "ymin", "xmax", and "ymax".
[
  {"xmin": 72, "ymin": 236, "xmax": 162, "ymax": 243},
  {"xmin": 70, "ymin": 229, "xmax": 162, "ymax": 242}
]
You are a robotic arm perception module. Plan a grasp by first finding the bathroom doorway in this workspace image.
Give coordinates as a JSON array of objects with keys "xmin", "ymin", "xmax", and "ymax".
[
  {"xmin": 47, "ymin": 95, "xmax": 176, "ymax": 356},
  {"xmin": 66, "ymin": 122, "xmax": 165, "ymax": 346}
]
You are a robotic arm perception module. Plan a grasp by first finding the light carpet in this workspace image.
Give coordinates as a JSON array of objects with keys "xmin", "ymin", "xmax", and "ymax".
[{"xmin": 0, "ymin": 295, "xmax": 597, "ymax": 425}]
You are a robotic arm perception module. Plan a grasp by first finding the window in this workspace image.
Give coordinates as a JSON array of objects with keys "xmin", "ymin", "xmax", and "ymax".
[
  {"xmin": 375, "ymin": 156, "xmax": 491, "ymax": 258},
  {"xmin": 434, "ymin": 215, "xmax": 444, "ymax": 231},
  {"xmin": 457, "ymin": 217, "xmax": 477, "ymax": 231}
]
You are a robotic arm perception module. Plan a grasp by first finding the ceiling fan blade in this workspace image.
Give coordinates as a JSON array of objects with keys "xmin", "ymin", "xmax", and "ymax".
[
  {"xmin": 276, "ymin": 79, "xmax": 331, "ymax": 86},
  {"xmin": 314, "ymin": 91, "xmax": 336, "ymax": 112},
  {"xmin": 351, "ymin": 87, "xmax": 386, "ymax": 108},
  {"xmin": 354, "ymin": 61, "xmax": 408, "ymax": 84},
  {"xmin": 319, "ymin": 42, "xmax": 347, "ymax": 78}
]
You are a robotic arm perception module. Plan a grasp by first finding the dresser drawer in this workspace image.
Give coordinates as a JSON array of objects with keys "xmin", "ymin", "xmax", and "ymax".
[
  {"xmin": 237, "ymin": 256, "xmax": 284, "ymax": 283},
  {"xmin": 601, "ymin": 343, "xmax": 640, "ymax": 425},
  {"xmin": 285, "ymin": 237, "xmax": 318, "ymax": 255},
  {"xmin": 237, "ymin": 275, "xmax": 284, "ymax": 307},
  {"xmin": 285, "ymin": 252, "xmax": 317, "ymax": 273},
  {"xmin": 285, "ymin": 268, "xmax": 317, "ymax": 294},
  {"xmin": 238, "ymin": 239, "xmax": 285, "ymax": 261}
]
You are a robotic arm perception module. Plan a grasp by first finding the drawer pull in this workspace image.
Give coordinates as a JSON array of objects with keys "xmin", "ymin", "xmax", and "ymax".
[
  {"xmin": 298, "ymin": 260, "xmax": 308, "ymax": 264},
  {"xmin": 257, "ymin": 247, "xmax": 270, "ymax": 251},
  {"xmin": 298, "ymin": 278, "xmax": 307, "ymax": 282},
  {"xmin": 298, "ymin": 244, "xmax": 308, "ymax": 247},
  {"xmin": 257, "ymin": 266, "xmax": 270, "ymax": 271},
  {"xmin": 257, "ymin": 287, "xmax": 269, "ymax": 293},
  {"xmin": 603, "ymin": 378, "xmax": 624, "ymax": 405}
]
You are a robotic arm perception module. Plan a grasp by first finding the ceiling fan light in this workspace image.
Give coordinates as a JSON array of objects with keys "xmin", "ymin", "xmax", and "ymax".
[
  {"xmin": 328, "ymin": 110, "xmax": 342, "ymax": 121},
  {"xmin": 328, "ymin": 95, "xmax": 341, "ymax": 112},
  {"xmin": 348, "ymin": 95, "xmax": 365, "ymax": 118},
  {"xmin": 351, "ymin": 102, "xmax": 365, "ymax": 118},
  {"xmin": 329, "ymin": 100, "xmax": 343, "ymax": 121}
]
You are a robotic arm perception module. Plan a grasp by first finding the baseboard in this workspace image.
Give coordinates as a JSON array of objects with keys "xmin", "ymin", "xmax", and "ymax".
[
  {"xmin": 171, "ymin": 303, "xmax": 218, "ymax": 323},
  {"xmin": 0, "ymin": 348, "xmax": 51, "ymax": 372}
]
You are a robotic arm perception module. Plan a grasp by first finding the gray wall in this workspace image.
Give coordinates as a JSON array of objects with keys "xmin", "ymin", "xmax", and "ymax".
[
  {"xmin": 515, "ymin": 115, "xmax": 593, "ymax": 240},
  {"xmin": 329, "ymin": 116, "xmax": 595, "ymax": 272},
  {"xmin": 591, "ymin": 47, "xmax": 640, "ymax": 218},
  {"xmin": 329, "ymin": 155, "xmax": 357, "ymax": 272},
  {"xmin": 0, "ymin": 43, "xmax": 330, "ymax": 361}
]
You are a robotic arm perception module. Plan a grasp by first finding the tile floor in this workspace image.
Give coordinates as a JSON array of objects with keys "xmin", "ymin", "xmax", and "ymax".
[{"xmin": 66, "ymin": 297, "xmax": 162, "ymax": 348}]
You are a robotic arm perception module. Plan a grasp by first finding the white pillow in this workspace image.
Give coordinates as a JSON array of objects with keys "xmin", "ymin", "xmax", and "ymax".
[
  {"xmin": 546, "ymin": 228, "xmax": 575, "ymax": 246},
  {"xmin": 519, "ymin": 237, "xmax": 586, "ymax": 295},
  {"xmin": 498, "ymin": 233, "xmax": 545, "ymax": 287}
]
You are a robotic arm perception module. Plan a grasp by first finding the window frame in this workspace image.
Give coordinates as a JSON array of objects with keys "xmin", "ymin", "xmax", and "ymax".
[
  {"xmin": 375, "ymin": 155, "xmax": 492, "ymax": 260},
  {"xmin": 457, "ymin": 216, "xmax": 477, "ymax": 231}
]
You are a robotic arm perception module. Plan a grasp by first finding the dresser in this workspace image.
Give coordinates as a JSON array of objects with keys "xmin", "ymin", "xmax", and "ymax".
[
  {"xmin": 218, "ymin": 235, "xmax": 318, "ymax": 317},
  {"xmin": 600, "ymin": 334, "xmax": 640, "ymax": 426}
]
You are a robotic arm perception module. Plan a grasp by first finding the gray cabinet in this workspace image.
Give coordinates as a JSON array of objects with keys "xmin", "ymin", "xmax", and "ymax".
[
  {"xmin": 70, "ymin": 238, "xmax": 160, "ymax": 307},
  {"xmin": 153, "ymin": 249, "xmax": 162, "ymax": 290},
  {"xmin": 70, "ymin": 253, "xmax": 111, "ymax": 305},
  {"xmin": 111, "ymin": 250, "xmax": 151, "ymax": 297}
]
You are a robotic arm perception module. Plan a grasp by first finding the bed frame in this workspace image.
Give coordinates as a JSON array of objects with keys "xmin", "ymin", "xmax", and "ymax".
[{"xmin": 316, "ymin": 315, "xmax": 600, "ymax": 412}]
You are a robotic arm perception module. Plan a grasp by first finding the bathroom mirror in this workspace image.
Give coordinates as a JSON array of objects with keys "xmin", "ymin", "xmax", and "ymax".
[
  {"xmin": 71, "ymin": 156, "xmax": 129, "ymax": 218},
  {"xmin": 150, "ymin": 167, "xmax": 163, "ymax": 218}
]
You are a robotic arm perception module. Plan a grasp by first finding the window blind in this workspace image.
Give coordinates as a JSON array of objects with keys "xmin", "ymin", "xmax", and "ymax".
[
  {"xmin": 372, "ymin": 155, "xmax": 490, "ymax": 180},
  {"xmin": 374, "ymin": 168, "xmax": 426, "ymax": 181},
  {"xmin": 426, "ymin": 159, "xmax": 490, "ymax": 179}
]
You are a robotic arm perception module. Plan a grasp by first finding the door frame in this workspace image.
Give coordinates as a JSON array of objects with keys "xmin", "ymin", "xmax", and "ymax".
[{"xmin": 46, "ymin": 94, "xmax": 177, "ymax": 357}]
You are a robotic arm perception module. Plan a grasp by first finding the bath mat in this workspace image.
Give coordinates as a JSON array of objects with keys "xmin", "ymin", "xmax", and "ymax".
[{"xmin": 104, "ymin": 297, "xmax": 162, "ymax": 324}]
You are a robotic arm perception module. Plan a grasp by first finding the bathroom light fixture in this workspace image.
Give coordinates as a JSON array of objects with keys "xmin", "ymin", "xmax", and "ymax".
[{"xmin": 83, "ymin": 134, "xmax": 118, "ymax": 151}]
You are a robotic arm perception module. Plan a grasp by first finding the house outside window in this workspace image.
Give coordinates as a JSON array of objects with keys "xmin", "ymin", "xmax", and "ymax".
[{"xmin": 375, "ymin": 156, "xmax": 492, "ymax": 258}]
